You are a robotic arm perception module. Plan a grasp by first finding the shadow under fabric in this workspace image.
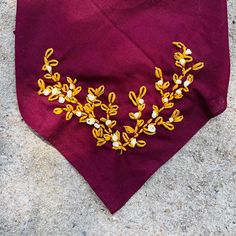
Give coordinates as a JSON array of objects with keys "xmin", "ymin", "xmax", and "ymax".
[{"xmin": 15, "ymin": 0, "xmax": 230, "ymax": 213}]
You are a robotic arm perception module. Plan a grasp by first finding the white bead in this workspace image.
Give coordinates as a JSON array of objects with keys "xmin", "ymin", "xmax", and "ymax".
[
  {"xmin": 59, "ymin": 97, "xmax": 65, "ymax": 103},
  {"xmin": 46, "ymin": 65, "xmax": 52, "ymax": 73},
  {"xmin": 112, "ymin": 134, "xmax": 118, "ymax": 142},
  {"xmin": 130, "ymin": 138, "xmax": 137, "ymax": 147},
  {"xmin": 179, "ymin": 58, "xmax": 186, "ymax": 66},
  {"xmin": 76, "ymin": 111, "xmax": 82, "ymax": 117},
  {"xmin": 94, "ymin": 123, "xmax": 100, "ymax": 129},
  {"xmin": 186, "ymin": 49, "xmax": 192, "ymax": 55},
  {"xmin": 86, "ymin": 118, "xmax": 95, "ymax": 125},
  {"xmin": 51, "ymin": 88, "xmax": 59, "ymax": 95},
  {"xmin": 184, "ymin": 81, "xmax": 191, "ymax": 87},
  {"xmin": 105, "ymin": 120, "xmax": 112, "ymax": 126},
  {"xmin": 139, "ymin": 98, "xmax": 144, "ymax": 104},
  {"xmin": 69, "ymin": 83, "xmax": 75, "ymax": 90},
  {"xmin": 152, "ymin": 111, "xmax": 158, "ymax": 119},
  {"xmin": 134, "ymin": 112, "xmax": 140, "ymax": 119},
  {"xmin": 169, "ymin": 117, "xmax": 174, "ymax": 123},
  {"xmin": 87, "ymin": 94, "xmax": 96, "ymax": 101},
  {"xmin": 147, "ymin": 124, "xmax": 156, "ymax": 133},
  {"xmin": 163, "ymin": 98, "xmax": 169, "ymax": 103},
  {"xmin": 176, "ymin": 79, "xmax": 182, "ymax": 85},
  {"xmin": 43, "ymin": 89, "xmax": 50, "ymax": 96},
  {"xmin": 112, "ymin": 141, "xmax": 119, "ymax": 148},
  {"xmin": 67, "ymin": 90, "xmax": 73, "ymax": 98},
  {"xmin": 176, "ymin": 89, "xmax": 182, "ymax": 95},
  {"xmin": 156, "ymin": 80, "xmax": 163, "ymax": 86}
]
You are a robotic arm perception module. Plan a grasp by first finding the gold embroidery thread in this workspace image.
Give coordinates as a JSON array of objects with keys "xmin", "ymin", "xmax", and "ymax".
[{"xmin": 37, "ymin": 42, "xmax": 204, "ymax": 153}]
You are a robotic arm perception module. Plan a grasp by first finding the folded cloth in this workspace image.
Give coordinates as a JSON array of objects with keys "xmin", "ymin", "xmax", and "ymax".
[{"xmin": 15, "ymin": 0, "xmax": 230, "ymax": 213}]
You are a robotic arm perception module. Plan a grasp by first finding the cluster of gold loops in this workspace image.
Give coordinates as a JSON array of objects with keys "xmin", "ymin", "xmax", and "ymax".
[{"xmin": 37, "ymin": 42, "xmax": 204, "ymax": 154}]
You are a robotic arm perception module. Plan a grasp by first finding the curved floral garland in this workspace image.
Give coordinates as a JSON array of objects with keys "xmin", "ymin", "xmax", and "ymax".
[{"xmin": 37, "ymin": 42, "xmax": 204, "ymax": 153}]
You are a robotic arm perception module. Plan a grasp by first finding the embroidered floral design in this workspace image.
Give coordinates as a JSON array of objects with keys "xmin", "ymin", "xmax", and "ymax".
[{"xmin": 37, "ymin": 42, "xmax": 204, "ymax": 153}]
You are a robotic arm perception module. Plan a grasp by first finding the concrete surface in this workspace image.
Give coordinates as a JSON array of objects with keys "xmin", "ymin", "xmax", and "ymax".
[{"xmin": 0, "ymin": 1, "xmax": 236, "ymax": 235}]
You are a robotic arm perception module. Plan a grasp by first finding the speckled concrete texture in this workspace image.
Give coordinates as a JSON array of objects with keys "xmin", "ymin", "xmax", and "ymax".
[{"xmin": 0, "ymin": 1, "xmax": 236, "ymax": 235}]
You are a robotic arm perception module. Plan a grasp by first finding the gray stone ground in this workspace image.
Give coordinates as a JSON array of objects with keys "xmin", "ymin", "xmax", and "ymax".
[{"xmin": 0, "ymin": 1, "xmax": 236, "ymax": 235}]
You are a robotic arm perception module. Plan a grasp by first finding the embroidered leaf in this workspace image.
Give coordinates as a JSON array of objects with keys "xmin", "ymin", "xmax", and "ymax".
[
  {"xmin": 97, "ymin": 139, "xmax": 107, "ymax": 147},
  {"xmin": 53, "ymin": 108, "xmax": 63, "ymax": 115},
  {"xmin": 110, "ymin": 120, "xmax": 117, "ymax": 128},
  {"xmin": 45, "ymin": 48, "xmax": 54, "ymax": 59},
  {"xmin": 138, "ymin": 86, "xmax": 147, "ymax": 98},
  {"xmin": 101, "ymin": 104, "xmax": 108, "ymax": 111},
  {"xmin": 129, "ymin": 91, "xmax": 138, "ymax": 106},
  {"xmin": 192, "ymin": 62, "xmax": 204, "ymax": 71},
  {"xmin": 88, "ymin": 87, "xmax": 96, "ymax": 96},
  {"xmin": 155, "ymin": 67, "xmax": 163, "ymax": 79},
  {"xmin": 79, "ymin": 115, "xmax": 87, "ymax": 123},
  {"xmin": 164, "ymin": 102, "xmax": 174, "ymax": 109},
  {"xmin": 109, "ymin": 109, "xmax": 118, "ymax": 116},
  {"xmin": 93, "ymin": 100, "xmax": 102, "ymax": 107},
  {"xmin": 66, "ymin": 77, "xmax": 74, "ymax": 84},
  {"xmin": 62, "ymin": 84, "xmax": 69, "ymax": 92},
  {"xmin": 51, "ymin": 72, "xmax": 60, "ymax": 82},
  {"xmin": 97, "ymin": 85, "xmax": 105, "ymax": 96},
  {"xmin": 48, "ymin": 59, "xmax": 58, "ymax": 67},
  {"xmin": 162, "ymin": 122, "xmax": 174, "ymax": 131},
  {"xmin": 172, "ymin": 73, "xmax": 179, "ymax": 83},
  {"xmin": 174, "ymin": 52, "xmax": 183, "ymax": 61},
  {"xmin": 108, "ymin": 92, "xmax": 116, "ymax": 104},
  {"xmin": 137, "ymin": 119, "xmax": 144, "ymax": 127},
  {"xmin": 48, "ymin": 94, "xmax": 59, "ymax": 101},
  {"xmin": 124, "ymin": 126, "xmax": 135, "ymax": 134},
  {"xmin": 137, "ymin": 140, "xmax": 146, "ymax": 147},
  {"xmin": 138, "ymin": 104, "xmax": 145, "ymax": 111},
  {"xmin": 104, "ymin": 134, "xmax": 111, "ymax": 141},
  {"xmin": 163, "ymin": 81, "xmax": 170, "ymax": 90},
  {"xmin": 66, "ymin": 111, "xmax": 73, "ymax": 120},
  {"xmin": 155, "ymin": 116, "xmax": 163, "ymax": 125},
  {"xmin": 69, "ymin": 97, "xmax": 78, "ymax": 104},
  {"xmin": 74, "ymin": 86, "xmax": 82, "ymax": 96},
  {"xmin": 122, "ymin": 132, "xmax": 130, "ymax": 143},
  {"xmin": 152, "ymin": 105, "xmax": 159, "ymax": 113},
  {"xmin": 38, "ymin": 79, "xmax": 45, "ymax": 90}
]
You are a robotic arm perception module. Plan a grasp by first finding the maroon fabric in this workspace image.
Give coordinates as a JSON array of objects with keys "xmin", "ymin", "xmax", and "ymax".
[{"xmin": 15, "ymin": 0, "xmax": 230, "ymax": 213}]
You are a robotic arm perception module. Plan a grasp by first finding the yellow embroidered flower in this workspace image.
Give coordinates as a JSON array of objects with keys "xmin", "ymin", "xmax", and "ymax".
[
  {"xmin": 53, "ymin": 104, "xmax": 74, "ymax": 120},
  {"xmin": 79, "ymin": 103, "xmax": 95, "ymax": 123},
  {"xmin": 172, "ymin": 73, "xmax": 183, "ymax": 92},
  {"xmin": 161, "ymin": 92, "xmax": 174, "ymax": 108},
  {"xmin": 143, "ymin": 123, "xmax": 156, "ymax": 135},
  {"xmin": 172, "ymin": 42, "xmax": 193, "ymax": 68},
  {"xmin": 86, "ymin": 86, "xmax": 105, "ymax": 106},
  {"xmin": 44, "ymin": 72, "xmax": 61, "ymax": 82},
  {"xmin": 71, "ymin": 103, "xmax": 83, "ymax": 118},
  {"xmin": 162, "ymin": 109, "xmax": 184, "ymax": 131},
  {"xmin": 100, "ymin": 117, "xmax": 117, "ymax": 128},
  {"xmin": 129, "ymin": 111, "xmax": 141, "ymax": 120},
  {"xmin": 121, "ymin": 132, "xmax": 146, "ymax": 148},
  {"xmin": 42, "ymin": 48, "xmax": 58, "ymax": 74},
  {"xmin": 101, "ymin": 103, "xmax": 119, "ymax": 117},
  {"xmin": 57, "ymin": 77, "xmax": 82, "ymax": 104},
  {"xmin": 155, "ymin": 67, "xmax": 171, "ymax": 93},
  {"xmin": 129, "ymin": 86, "xmax": 146, "ymax": 109},
  {"xmin": 110, "ymin": 130, "xmax": 125, "ymax": 151}
]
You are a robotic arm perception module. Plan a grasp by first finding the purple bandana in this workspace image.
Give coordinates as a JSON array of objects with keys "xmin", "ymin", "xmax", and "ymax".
[{"xmin": 15, "ymin": 0, "xmax": 230, "ymax": 213}]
